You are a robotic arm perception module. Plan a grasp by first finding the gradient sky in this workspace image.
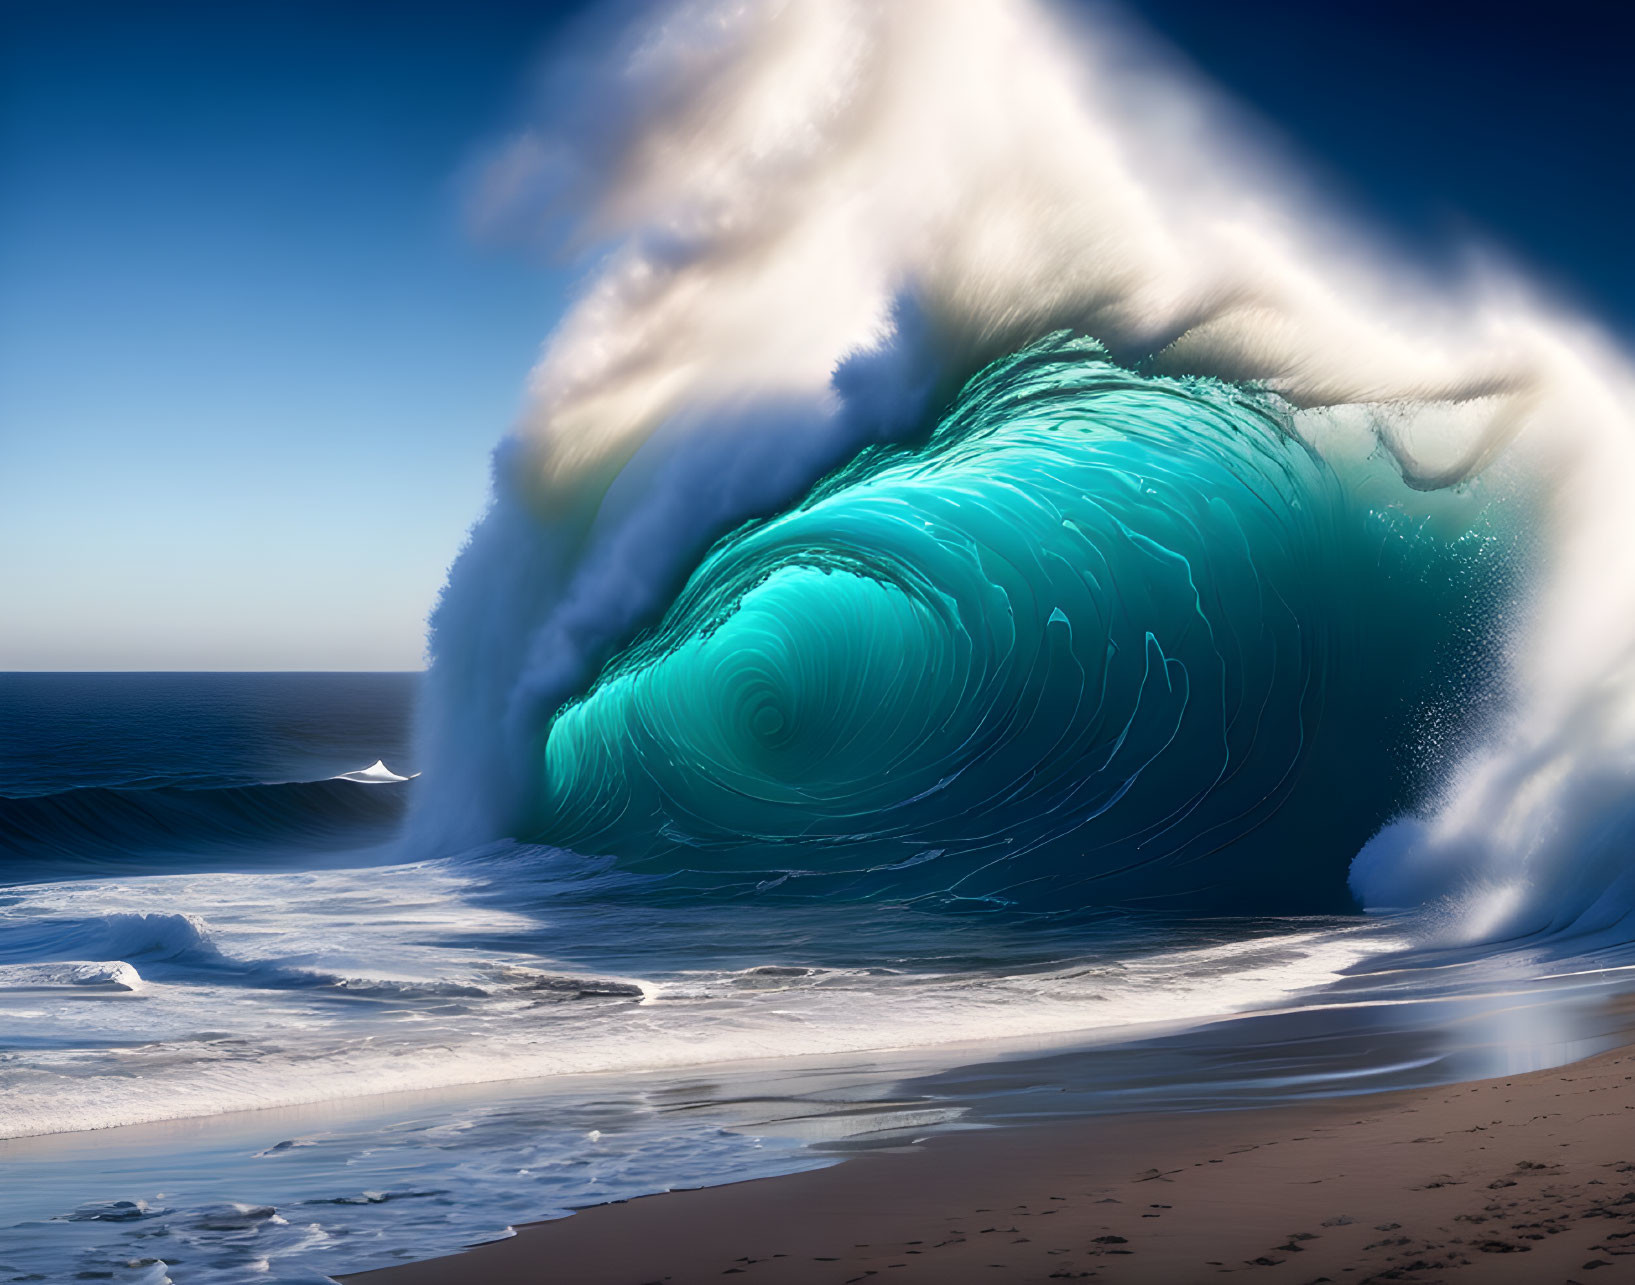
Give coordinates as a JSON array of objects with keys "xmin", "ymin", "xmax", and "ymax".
[{"xmin": 2, "ymin": 0, "xmax": 1629, "ymax": 670}]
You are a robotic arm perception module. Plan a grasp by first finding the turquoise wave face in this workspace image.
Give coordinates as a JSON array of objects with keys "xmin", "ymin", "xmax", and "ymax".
[{"xmin": 531, "ymin": 335, "xmax": 1509, "ymax": 911}]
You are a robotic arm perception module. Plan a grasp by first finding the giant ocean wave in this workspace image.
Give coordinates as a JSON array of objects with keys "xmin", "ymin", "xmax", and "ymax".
[
  {"xmin": 532, "ymin": 334, "xmax": 1512, "ymax": 910},
  {"xmin": 414, "ymin": 0, "xmax": 1635, "ymax": 945}
]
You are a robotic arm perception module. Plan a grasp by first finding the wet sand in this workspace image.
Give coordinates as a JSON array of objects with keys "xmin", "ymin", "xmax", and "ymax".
[{"xmin": 345, "ymin": 1046, "xmax": 1635, "ymax": 1284}]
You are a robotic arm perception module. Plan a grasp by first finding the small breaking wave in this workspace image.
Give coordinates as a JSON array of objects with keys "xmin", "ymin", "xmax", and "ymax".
[
  {"xmin": 0, "ymin": 911, "xmax": 219, "ymax": 968},
  {"xmin": 334, "ymin": 760, "xmax": 418, "ymax": 784},
  {"xmin": 0, "ymin": 905, "xmax": 651, "ymax": 1005},
  {"xmin": 0, "ymin": 960, "xmax": 144, "ymax": 992}
]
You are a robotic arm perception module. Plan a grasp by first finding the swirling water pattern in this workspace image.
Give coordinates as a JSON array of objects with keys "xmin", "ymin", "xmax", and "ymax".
[{"xmin": 533, "ymin": 336, "xmax": 1508, "ymax": 911}]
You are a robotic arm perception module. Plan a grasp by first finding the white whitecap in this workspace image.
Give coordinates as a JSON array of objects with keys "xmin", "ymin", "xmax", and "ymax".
[
  {"xmin": 0, "ymin": 960, "xmax": 144, "ymax": 992},
  {"xmin": 335, "ymin": 760, "xmax": 417, "ymax": 784}
]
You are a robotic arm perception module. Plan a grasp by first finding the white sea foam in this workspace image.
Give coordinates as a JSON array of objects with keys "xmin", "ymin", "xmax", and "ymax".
[
  {"xmin": 0, "ymin": 860, "xmax": 1399, "ymax": 1138},
  {"xmin": 0, "ymin": 960, "xmax": 143, "ymax": 992},
  {"xmin": 334, "ymin": 760, "xmax": 417, "ymax": 783}
]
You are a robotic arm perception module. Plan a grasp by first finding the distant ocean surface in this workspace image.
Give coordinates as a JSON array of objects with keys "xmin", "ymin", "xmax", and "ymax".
[
  {"xmin": 0, "ymin": 673, "xmax": 417, "ymax": 797},
  {"xmin": 0, "ymin": 673, "xmax": 1624, "ymax": 1285},
  {"xmin": 0, "ymin": 673, "xmax": 417, "ymax": 876}
]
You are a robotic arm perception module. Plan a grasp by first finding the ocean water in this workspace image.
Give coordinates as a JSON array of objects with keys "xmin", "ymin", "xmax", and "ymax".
[
  {"xmin": 3, "ymin": 673, "xmax": 1630, "ymax": 1284},
  {"xmin": 9, "ymin": 1, "xmax": 1635, "ymax": 1281},
  {"xmin": 0, "ymin": 673, "xmax": 416, "ymax": 877}
]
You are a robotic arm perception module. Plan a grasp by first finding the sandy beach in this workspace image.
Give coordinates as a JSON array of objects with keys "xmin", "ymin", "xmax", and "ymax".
[{"xmin": 345, "ymin": 1046, "xmax": 1635, "ymax": 1285}]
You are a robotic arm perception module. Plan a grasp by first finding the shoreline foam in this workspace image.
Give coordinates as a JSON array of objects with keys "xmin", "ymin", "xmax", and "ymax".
[{"xmin": 345, "ymin": 1040, "xmax": 1635, "ymax": 1284}]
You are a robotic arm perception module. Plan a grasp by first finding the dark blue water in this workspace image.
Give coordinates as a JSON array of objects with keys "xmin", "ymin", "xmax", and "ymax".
[
  {"xmin": 0, "ymin": 673, "xmax": 418, "ymax": 877},
  {"xmin": 0, "ymin": 673, "xmax": 418, "ymax": 796}
]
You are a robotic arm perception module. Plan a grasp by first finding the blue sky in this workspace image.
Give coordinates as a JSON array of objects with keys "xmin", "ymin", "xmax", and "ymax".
[
  {"xmin": 2, "ymin": 0, "xmax": 1628, "ymax": 670},
  {"xmin": 1, "ymin": 1, "xmax": 586, "ymax": 669}
]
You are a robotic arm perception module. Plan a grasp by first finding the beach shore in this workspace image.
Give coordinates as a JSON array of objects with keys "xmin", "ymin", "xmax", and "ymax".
[{"xmin": 345, "ymin": 1046, "xmax": 1635, "ymax": 1284}]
